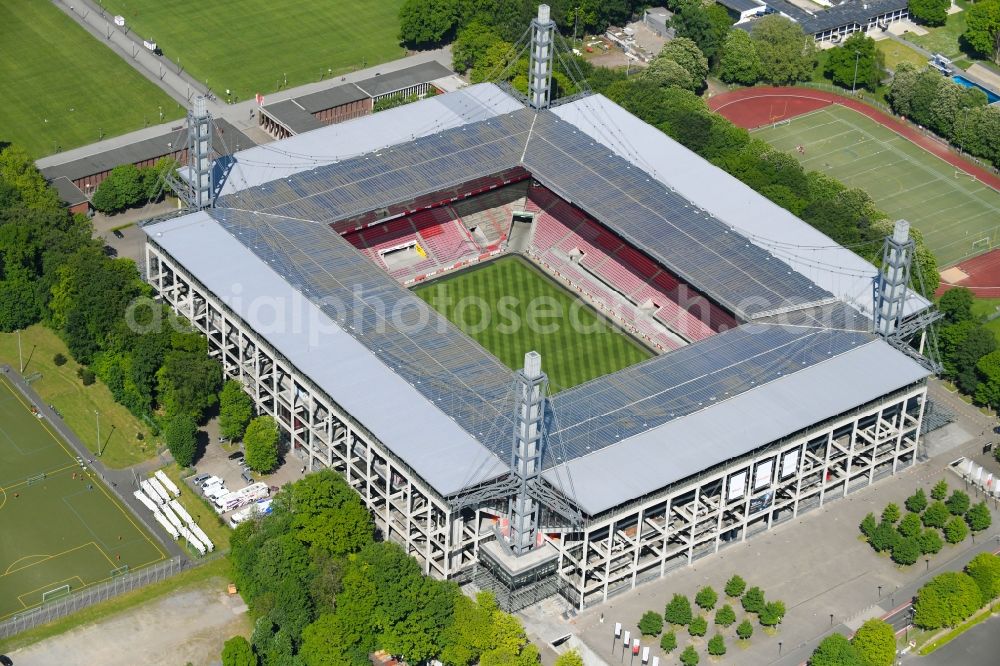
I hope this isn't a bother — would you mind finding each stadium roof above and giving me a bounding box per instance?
[147,84,933,509]
[354,61,453,98]
[261,100,325,134]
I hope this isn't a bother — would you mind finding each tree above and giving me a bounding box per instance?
[638,610,664,636]
[688,615,707,637]
[665,594,693,625]
[758,600,785,627]
[825,33,882,92]
[905,488,928,514]
[452,21,501,74]
[851,619,896,666]
[939,288,974,324]
[947,490,971,516]
[810,633,862,666]
[741,586,765,614]
[945,515,969,544]
[892,536,920,566]
[156,339,222,420]
[680,645,699,666]
[898,512,922,538]
[869,520,899,552]
[670,1,732,63]
[882,503,901,524]
[964,0,1000,63]
[91,164,145,214]
[244,416,280,473]
[736,619,753,640]
[695,586,717,611]
[931,479,949,501]
[0,268,39,331]
[164,414,198,467]
[966,552,1000,603]
[913,572,982,628]
[725,574,746,598]
[909,0,950,26]
[751,15,816,85]
[645,38,709,92]
[398,0,459,47]
[660,631,677,653]
[975,350,1000,410]
[719,29,762,84]
[715,604,736,627]
[554,650,583,666]
[919,528,943,555]
[219,380,254,441]
[222,636,257,666]
[966,502,992,532]
[923,501,950,529]
[707,633,726,656]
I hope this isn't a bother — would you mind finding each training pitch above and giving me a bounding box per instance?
[98,0,406,100]
[0,0,182,158]
[413,256,653,392]
[753,104,1000,267]
[0,373,166,621]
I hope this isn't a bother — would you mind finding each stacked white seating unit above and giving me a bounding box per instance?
[154,470,181,497]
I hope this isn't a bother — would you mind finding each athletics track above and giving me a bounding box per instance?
[709,87,1000,294]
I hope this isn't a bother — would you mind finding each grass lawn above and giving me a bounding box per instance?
[907,1,972,61]
[0,325,158,469]
[752,104,1000,267]
[878,40,929,71]
[0,556,230,653]
[0,373,167,621]
[98,0,407,101]
[413,256,653,392]
[0,0,183,158]
[162,464,231,553]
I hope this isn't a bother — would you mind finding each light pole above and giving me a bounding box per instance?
[95,410,101,457]
[878,584,883,599]
[17,329,23,373]
[852,50,861,94]
[158,105,163,122]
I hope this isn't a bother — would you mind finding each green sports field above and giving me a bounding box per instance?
[753,104,1000,267]
[413,257,653,392]
[0,373,166,620]
[98,0,407,101]
[0,0,182,158]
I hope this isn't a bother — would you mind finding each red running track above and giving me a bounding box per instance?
[938,250,1000,296]
[708,86,1000,192]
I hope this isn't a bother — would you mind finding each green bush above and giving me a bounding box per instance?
[715,604,736,627]
[53,352,67,366]
[736,619,754,640]
[688,615,707,637]
[898,512,922,538]
[869,520,899,552]
[695,585,717,611]
[882,503,901,524]
[638,610,663,637]
[725,574,746,598]
[707,633,726,656]
[965,502,991,532]
[742,586,765,614]
[78,367,95,386]
[680,645,699,666]
[759,600,785,627]
[892,536,921,566]
[923,501,950,529]
[931,479,948,501]
[860,512,878,539]
[947,490,971,516]
[919,528,943,555]
[945,516,969,544]
[660,631,677,653]
[906,488,928,513]
[665,594,693,626]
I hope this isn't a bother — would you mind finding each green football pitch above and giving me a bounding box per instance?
[413,256,653,392]
[753,104,1000,267]
[0,0,182,158]
[0,373,166,620]
[98,0,406,101]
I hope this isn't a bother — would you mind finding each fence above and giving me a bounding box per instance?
[0,556,189,640]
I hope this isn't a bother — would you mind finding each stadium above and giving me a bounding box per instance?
[143,7,936,611]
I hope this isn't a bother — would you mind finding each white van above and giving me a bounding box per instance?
[205,484,230,501]
[198,476,222,491]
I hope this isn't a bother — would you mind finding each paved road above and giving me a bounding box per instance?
[1,364,184,559]
[905,613,1000,665]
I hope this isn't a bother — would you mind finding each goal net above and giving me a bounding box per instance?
[41,584,71,603]
[26,473,46,485]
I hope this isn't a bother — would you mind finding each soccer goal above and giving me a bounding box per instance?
[972,237,991,254]
[26,472,46,485]
[41,584,71,603]
[772,119,791,128]
[110,564,130,577]
[955,170,977,181]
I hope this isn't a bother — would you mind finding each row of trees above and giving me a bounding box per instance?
[809,619,896,666]
[0,144,226,468]
[935,287,1000,411]
[224,469,541,666]
[913,552,1000,629]
[964,0,1000,66]
[592,74,939,294]
[888,63,999,168]
[859,480,991,565]
[91,159,177,214]
[718,16,817,86]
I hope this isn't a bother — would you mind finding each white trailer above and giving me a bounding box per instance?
[134,489,159,513]
[155,470,180,497]
[190,523,214,552]
[179,526,206,555]
[214,482,269,513]
[154,511,179,539]
[141,479,164,505]
[229,498,273,527]
[160,502,184,530]
[147,477,171,503]
[169,499,194,525]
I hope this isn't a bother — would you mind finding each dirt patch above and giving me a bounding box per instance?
[939,250,1000,296]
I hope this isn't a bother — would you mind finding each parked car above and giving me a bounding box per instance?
[112,229,124,239]
[241,471,254,484]
[192,473,211,485]
[198,475,222,490]
[228,451,245,461]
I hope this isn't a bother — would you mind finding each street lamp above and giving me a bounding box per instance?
[878,584,883,599]
[95,410,101,457]
[925,558,930,572]
[830,613,834,626]
[851,50,861,94]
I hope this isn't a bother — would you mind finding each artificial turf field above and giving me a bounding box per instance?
[413,256,653,392]
[98,0,406,101]
[753,104,1000,267]
[0,373,166,621]
[0,0,182,158]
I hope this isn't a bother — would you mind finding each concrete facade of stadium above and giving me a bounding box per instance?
[142,81,935,610]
